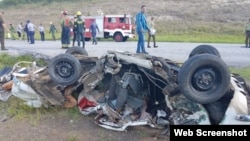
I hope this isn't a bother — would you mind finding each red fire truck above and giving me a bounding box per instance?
[83,14,135,42]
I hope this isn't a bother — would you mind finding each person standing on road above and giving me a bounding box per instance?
[147,16,158,48]
[244,19,250,48]
[135,5,150,54]
[75,11,85,48]
[90,19,99,45]
[0,11,10,50]
[16,22,23,41]
[60,10,72,48]
[38,23,45,41]
[9,24,16,40]
[28,20,35,44]
[24,20,30,43]
[49,22,57,41]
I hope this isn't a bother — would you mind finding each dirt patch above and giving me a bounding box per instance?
[0,108,168,141]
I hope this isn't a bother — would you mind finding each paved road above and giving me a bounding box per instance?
[3,39,250,67]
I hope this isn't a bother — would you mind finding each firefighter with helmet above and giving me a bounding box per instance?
[74,11,85,48]
[60,10,72,48]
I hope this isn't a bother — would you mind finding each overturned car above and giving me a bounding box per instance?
[1,45,250,132]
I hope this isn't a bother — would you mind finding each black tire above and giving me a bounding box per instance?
[122,37,128,42]
[114,32,123,42]
[65,47,88,56]
[189,44,221,58]
[178,54,230,104]
[85,38,91,41]
[48,54,82,86]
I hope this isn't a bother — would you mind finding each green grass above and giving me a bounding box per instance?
[129,20,245,43]
[229,67,250,82]
[154,33,243,43]
[0,94,81,123]
[0,53,83,122]
[0,53,47,69]
[12,31,244,43]
[128,33,244,43]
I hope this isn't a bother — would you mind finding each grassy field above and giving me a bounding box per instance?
[1,1,248,44]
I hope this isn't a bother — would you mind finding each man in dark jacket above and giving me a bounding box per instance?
[49,22,57,41]
[0,11,9,50]
[24,20,30,43]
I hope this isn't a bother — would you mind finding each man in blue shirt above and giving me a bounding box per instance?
[135,5,150,54]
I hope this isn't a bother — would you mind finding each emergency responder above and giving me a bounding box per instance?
[75,11,85,48]
[60,10,72,48]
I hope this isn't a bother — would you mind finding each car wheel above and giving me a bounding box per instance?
[65,47,88,56]
[114,32,123,42]
[189,44,221,58]
[84,38,91,41]
[122,37,128,42]
[178,54,230,104]
[48,54,82,86]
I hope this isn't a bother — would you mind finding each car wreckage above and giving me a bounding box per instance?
[0,44,250,133]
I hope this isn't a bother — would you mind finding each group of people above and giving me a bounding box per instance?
[0,6,156,52]
[0,9,99,50]
[60,10,99,48]
[2,6,250,52]
[7,20,57,44]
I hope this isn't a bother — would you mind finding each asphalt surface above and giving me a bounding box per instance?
[3,39,250,67]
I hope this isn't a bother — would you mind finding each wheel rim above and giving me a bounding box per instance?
[192,68,217,91]
[55,61,75,78]
[115,34,122,42]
